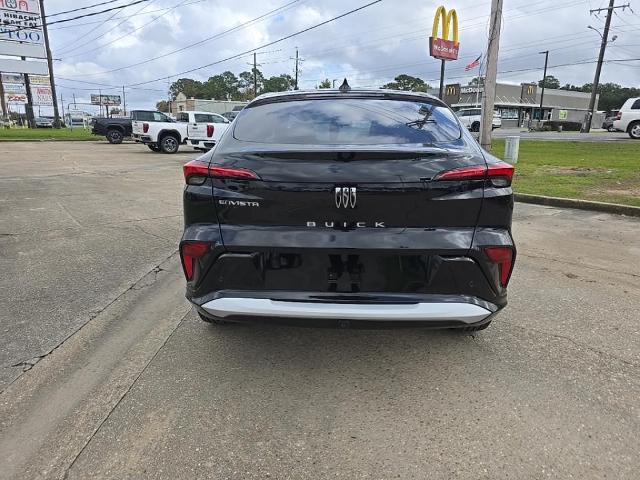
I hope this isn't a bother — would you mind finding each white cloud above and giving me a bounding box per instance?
[43,0,640,109]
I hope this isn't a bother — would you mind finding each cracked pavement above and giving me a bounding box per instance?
[1,142,639,479]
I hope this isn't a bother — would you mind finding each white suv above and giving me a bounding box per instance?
[456,108,502,132]
[613,97,640,139]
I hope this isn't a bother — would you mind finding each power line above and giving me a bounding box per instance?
[48,0,131,18]
[55,0,160,55]
[7,0,154,33]
[61,0,302,66]
[48,0,208,30]
[60,0,193,59]
[124,0,384,88]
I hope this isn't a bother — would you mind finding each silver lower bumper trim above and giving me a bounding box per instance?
[201,298,492,324]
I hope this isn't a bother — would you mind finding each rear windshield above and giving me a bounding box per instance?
[233,98,461,144]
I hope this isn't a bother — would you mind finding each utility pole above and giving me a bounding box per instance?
[294,48,299,90]
[539,50,549,124]
[23,65,35,128]
[480,0,503,151]
[581,1,630,133]
[39,0,61,128]
[253,52,258,98]
[122,86,126,116]
[0,77,7,121]
[60,94,65,124]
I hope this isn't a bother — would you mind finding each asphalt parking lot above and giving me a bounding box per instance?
[1,141,639,479]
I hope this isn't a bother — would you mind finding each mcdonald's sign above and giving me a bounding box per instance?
[429,6,459,61]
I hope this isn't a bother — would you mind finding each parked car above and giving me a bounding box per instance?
[174,111,230,151]
[92,110,172,144]
[602,111,619,132]
[613,98,640,139]
[221,105,245,122]
[132,110,229,153]
[456,107,502,131]
[180,89,516,331]
[34,116,54,128]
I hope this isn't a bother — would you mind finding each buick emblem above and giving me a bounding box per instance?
[335,187,356,209]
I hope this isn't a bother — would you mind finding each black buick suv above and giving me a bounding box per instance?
[180,88,515,330]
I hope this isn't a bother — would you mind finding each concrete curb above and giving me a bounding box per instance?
[515,193,640,217]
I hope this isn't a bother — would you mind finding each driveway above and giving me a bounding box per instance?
[1,142,639,479]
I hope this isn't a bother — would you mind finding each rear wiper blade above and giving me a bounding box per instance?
[405,105,437,129]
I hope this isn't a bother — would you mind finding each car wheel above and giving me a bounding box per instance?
[628,121,640,139]
[608,126,616,132]
[456,321,491,333]
[147,144,161,152]
[197,311,231,325]
[471,122,480,132]
[160,134,180,153]
[106,129,123,144]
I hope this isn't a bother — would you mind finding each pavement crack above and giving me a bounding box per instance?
[1,250,179,395]
[134,224,176,244]
[61,310,189,479]
[56,201,84,228]
[512,323,640,369]
[520,252,640,279]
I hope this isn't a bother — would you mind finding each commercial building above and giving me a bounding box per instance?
[170,93,247,115]
[435,81,602,128]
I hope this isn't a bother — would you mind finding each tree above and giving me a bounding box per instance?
[202,71,239,100]
[156,100,170,112]
[169,78,204,100]
[468,77,484,86]
[238,68,265,98]
[538,75,560,89]
[318,78,332,89]
[382,74,430,92]
[263,74,295,93]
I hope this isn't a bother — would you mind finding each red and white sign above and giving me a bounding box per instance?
[429,37,459,61]
[31,84,52,105]
[5,92,27,103]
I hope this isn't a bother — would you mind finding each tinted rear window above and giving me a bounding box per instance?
[233,98,461,144]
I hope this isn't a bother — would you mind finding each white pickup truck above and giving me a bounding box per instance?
[455,107,502,132]
[132,110,231,153]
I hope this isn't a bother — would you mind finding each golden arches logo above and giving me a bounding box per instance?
[432,6,458,43]
[446,85,457,96]
[527,85,534,95]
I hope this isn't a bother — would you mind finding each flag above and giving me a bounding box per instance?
[465,55,482,72]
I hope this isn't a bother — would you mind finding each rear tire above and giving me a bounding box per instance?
[147,144,161,152]
[106,129,123,144]
[608,125,616,132]
[628,121,640,139]
[471,122,480,132]
[198,311,231,325]
[159,134,180,153]
[457,321,491,333]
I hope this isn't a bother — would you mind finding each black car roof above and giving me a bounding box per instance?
[247,89,443,108]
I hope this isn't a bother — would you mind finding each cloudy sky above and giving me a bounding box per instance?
[44,0,640,110]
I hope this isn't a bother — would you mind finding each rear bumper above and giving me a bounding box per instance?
[200,295,494,326]
[132,134,152,143]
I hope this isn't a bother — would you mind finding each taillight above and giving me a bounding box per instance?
[180,241,210,281]
[210,166,258,179]
[183,159,210,185]
[143,122,149,133]
[434,162,514,187]
[616,112,622,120]
[484,246,515,287]
[183,160,259,184]
[206,124,214,137]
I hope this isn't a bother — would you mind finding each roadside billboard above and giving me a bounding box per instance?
[2,82,26,94]
[1,72,23,83]
[91,94,121,106]
[429,6,459,61]
[0,0,43,45]
[5,92,27,104]
[31,84,52,105]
